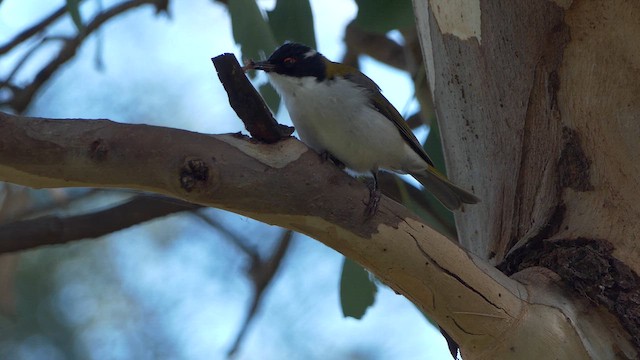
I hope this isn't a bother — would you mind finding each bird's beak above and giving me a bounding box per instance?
[242,60,275,72]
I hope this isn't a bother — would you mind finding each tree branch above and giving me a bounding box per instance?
[227,230,293,357]
[0,194,199,253]
[192,211,259,261]
[0,3,69,55]
[342,21,407,71]
[0,110,526,351]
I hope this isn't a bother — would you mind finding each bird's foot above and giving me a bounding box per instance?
[365,181,381,217]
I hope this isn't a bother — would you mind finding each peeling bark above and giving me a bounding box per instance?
[415,0,640,357]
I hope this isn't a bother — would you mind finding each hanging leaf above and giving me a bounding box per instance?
[66,0,83,32]
[354,0,414,34]
[339,258,377,319]
[227,0,278,62]
[267,0,316,48]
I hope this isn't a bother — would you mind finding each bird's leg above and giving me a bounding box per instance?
[365,170,381,217]
[320,151,345,169]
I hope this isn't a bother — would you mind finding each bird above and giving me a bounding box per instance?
[244,42,479,214]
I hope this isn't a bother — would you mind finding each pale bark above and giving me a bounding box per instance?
[415,0,640,358]
[0,109,635,358]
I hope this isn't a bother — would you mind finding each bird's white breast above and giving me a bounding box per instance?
[267,73,426,173]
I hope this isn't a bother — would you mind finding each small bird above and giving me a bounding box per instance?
[245,42,479,213]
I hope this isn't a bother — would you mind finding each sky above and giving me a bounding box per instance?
[0,0,451,359]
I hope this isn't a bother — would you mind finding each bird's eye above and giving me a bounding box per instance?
[283,57,297,65]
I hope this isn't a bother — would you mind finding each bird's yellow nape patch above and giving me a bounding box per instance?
[323,59,356,80]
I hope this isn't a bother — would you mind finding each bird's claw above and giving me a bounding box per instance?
[365,183,381,217]
[320,151,345,169]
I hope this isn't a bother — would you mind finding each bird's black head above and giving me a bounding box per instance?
[253,43,326,80]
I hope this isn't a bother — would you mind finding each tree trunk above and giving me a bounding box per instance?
[414,0,640,358]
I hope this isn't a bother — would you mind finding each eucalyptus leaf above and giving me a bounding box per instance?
[354,0,413,34]
[339,258,377,319]
[227,0,278,62]
[267,0,316,48]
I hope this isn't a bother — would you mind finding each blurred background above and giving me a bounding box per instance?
[0,0,454,359]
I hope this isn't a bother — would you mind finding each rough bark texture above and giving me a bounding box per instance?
[415,0,640,358]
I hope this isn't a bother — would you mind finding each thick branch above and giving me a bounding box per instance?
[0,111,525,351]
[0,195,199,252]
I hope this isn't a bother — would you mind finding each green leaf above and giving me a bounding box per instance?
[258,83,281,113]
[354,0,414,34]
[339,258,377,319]
[267,0,316,48]
[227,0,278,62]
[66,0,83,32]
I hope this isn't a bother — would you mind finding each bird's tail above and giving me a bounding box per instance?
[410,167,480,211]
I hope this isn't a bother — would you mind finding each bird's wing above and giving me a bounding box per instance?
[342,70,435,167]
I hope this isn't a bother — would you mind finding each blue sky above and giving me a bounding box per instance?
[0,0,451,359]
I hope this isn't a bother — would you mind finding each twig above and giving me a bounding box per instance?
[0,4,70,55]
[227,230,293,358]
[192,211,259,261]
[212,53,293,143]
[342,21,407,71]
[0,37,66,97]
[4,0,166,113]
[405,112,427,129]
[0,194,200,253]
